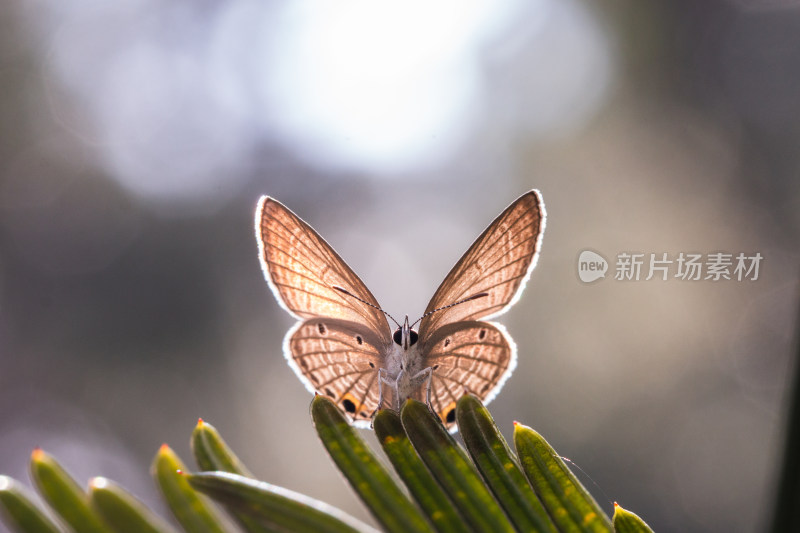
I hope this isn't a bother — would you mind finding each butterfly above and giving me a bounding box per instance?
[255,190,546,429]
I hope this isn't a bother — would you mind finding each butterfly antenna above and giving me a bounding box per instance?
[332,285,401,329]
[409,292,489,329]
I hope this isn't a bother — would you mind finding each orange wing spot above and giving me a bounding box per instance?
[340,393,363,416]
[438,401,458,425]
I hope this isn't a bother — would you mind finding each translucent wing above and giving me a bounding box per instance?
[256,196,391,341]
[421,321,515,428]
[418,190,545,343]
[286,318,389,427]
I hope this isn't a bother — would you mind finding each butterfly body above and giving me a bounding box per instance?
[256,190,546,429]
[388,323,429,407]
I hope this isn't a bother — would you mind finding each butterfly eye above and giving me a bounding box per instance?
[392,329,420,346]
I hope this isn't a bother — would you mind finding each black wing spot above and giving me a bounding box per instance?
[433,364,440,370]
[478,329,487,340]
[324,388,335,398]
[356,335,363,345]
[445,409,456,424]
[318,323,327,335]
[309,374,320,385]
[342,399,356,413]
[369,362,375,368]
[444,338,451,347]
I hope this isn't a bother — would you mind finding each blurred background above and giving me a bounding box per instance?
[1,0,799,531]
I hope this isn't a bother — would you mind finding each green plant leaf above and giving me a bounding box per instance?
[611,503,654,533]
[190,419,274,533]
[188,471,376,533]
[373,409,468,533]
[28,448,109,533]
[311,394,436,533]
[400,399,515,533]
[191,419,253,477]
[514,422,612,533]
[0,475,62,533]
[151,444,227,533]
[456,395,558,533]
[88,477,178,533]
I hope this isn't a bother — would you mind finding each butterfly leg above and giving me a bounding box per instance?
[372,368,399,417]
[410,367,434,412]
[370,369,389,428]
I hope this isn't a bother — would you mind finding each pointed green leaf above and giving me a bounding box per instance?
[190,419,273,533]
[28,449,109,533]
[88,477,178,533]
[514,422,612,532]
[0,475,62,533]
[151,444,227,533]
[191,419,253,477]
[373,409,468,533]
[612,503,654,533]
[311,395,436,533]
[188,471,376,533]
[400,399,515,533]
[456,395,558,533]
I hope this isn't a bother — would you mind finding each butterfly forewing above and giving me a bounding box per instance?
[256,190,545,431]
[256,197,391,339]
[422,321,514,426]
[287,318,387,426]
[418,190,545,342]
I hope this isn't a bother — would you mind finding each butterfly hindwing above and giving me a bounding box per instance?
[287,318,388,427]
[256,196,391,341]
[419,190,545,343]
[421,321,515,427]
